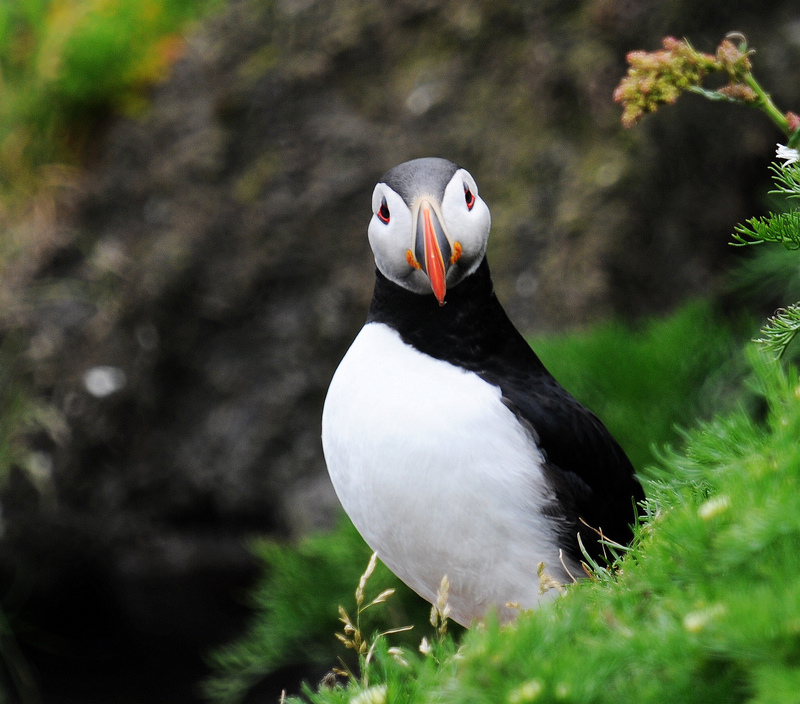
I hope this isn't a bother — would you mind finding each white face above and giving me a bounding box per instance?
[367,167,491,298]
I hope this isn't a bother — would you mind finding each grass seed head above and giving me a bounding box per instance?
[356,552,379,607]
[537,561,565,595]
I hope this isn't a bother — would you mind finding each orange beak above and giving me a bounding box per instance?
[415,199,451,305]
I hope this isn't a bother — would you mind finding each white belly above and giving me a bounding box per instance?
[321,322,574,626]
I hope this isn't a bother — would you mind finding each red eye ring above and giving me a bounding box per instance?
[378,196,391,223]
[464,183,475,211]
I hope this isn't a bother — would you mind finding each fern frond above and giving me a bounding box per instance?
[755,302,800,359]
[732,210,800,249]
[768,162,800,199]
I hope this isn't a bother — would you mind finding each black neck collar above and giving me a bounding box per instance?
[366,257,546,375]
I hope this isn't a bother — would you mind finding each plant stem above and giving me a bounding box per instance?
[743,72,790,137]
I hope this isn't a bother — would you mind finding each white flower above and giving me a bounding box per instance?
[776,143,799,166]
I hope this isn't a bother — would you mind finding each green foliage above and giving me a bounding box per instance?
[754,304,800,359]
[729,244,800,306]
[202,519,434,704]
[287,351,800,704]
[732,161,800,357]
[767,160,800,198]
[295,634,461,704]
[0,0,220,200]
[734,210,800,249]
[530,301,742,470]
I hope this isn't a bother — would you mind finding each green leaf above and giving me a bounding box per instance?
[732,210,800,249]
[768,162,800,198]
[755,303,800,359]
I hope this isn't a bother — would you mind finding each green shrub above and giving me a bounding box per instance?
[202,518,435,704]
[0,0,220,197]
[530,301,744,471]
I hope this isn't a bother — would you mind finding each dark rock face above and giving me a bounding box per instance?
[1,0,799,699]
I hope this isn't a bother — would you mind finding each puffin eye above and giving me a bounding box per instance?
[464,183,475,211]
[378,196,391,224]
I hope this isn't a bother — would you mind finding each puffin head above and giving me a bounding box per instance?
[368,158,491,305]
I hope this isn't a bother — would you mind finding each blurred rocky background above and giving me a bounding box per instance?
[1,0,800,701]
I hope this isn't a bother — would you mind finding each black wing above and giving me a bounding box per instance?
[490,366,644,565]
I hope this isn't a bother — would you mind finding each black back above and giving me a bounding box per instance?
[367,257,645,564]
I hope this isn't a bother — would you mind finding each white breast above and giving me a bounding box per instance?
[321,322,576,626]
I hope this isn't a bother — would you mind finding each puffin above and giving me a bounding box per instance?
[321,157,644,627]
